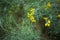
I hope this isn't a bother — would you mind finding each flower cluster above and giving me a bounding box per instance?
[27,8,36,22]
[45,2,51,9]
[43,17,51,27]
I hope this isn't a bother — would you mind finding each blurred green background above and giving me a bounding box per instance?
[0,0,60,40]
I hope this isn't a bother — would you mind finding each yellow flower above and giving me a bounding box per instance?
[43,17,48,20]
[45,23,48,27]
[31,19,36,22]
[30,16,34,20]
[45,2,51,9]
[30,8,35,11]
[47,23,50,27]
[57,14,60,18]
[47,2,51,7]
[27,13,31,17]
[47,20,51,24]
[45,20,51,27]
[27,8,36,23]
[45,23,50,27]
[30,11,35,15]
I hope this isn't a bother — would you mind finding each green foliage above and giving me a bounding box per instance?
[0,0,60,40]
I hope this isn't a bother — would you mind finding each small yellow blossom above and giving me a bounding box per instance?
[27,13,31,17]
[31,19,36,22]
[57,14,60,18]
[27,8,36,23]
[44,19,51,27]
[45,23,50,27]
[47,23,50,27]
[47,2,51,7]
[30,11,35,15]
[45,23,48,27]
[30,16,34,20]
[43,17,48,20]
[30,8,35,11]
[45,2,51,9]
[47,20,51,24]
